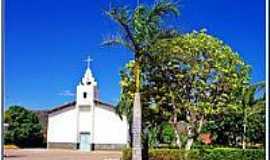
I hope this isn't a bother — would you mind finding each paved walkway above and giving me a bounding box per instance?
[4,149,122,160]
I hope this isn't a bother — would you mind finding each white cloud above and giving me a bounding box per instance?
[58,90,75,97]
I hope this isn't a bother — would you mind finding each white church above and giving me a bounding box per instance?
[47,57,129,151]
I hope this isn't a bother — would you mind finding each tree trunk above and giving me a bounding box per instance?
[170,91,182,148]
[185,111,195,150]
[185,138,194,150]
[185,114,204,150]
[197,116,204,134]
[242,122,247,149]
[132,92,142,160]
[242,109,247,149]
[173,106,181,148]
[132,61,142,160]
[174,129,181,148]
[185,125,194,150]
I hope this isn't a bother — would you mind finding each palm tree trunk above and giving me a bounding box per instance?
[132,92,142,160]
[132,62,142,160]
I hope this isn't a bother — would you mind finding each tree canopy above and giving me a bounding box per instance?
[4,106,44,147]
[117,30,252,149]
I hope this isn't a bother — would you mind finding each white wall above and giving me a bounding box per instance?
[93,106,128,144]
[47,107,78,143]
[47,103,129,146]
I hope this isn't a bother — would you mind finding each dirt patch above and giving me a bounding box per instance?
[4,149,122,160]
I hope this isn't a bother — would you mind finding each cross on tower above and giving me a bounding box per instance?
[84,56,93,69]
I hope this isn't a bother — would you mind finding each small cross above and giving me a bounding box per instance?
[84,56,93,68]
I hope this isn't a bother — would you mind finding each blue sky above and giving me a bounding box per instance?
[5,0,266,110]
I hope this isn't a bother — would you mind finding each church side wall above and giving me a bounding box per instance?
[93,105,128,149]
[47,107,78,149]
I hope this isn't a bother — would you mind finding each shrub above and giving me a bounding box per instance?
[122,148,265,160]
[160,123,175,144]
[201,148,265,160]
[4,106,44,147]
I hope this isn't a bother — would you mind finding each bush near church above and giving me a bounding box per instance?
[122,148,265,160]
[4,106,44,147]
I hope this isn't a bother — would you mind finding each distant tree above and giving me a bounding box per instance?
[201,82,265,148]
[237,82,265,149]
[4,106,43,147]
[246,101,265,146]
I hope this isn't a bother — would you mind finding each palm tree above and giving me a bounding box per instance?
[240,81,265,149]
[103,1,179,159]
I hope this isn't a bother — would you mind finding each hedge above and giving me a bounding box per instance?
[122,148,265,160]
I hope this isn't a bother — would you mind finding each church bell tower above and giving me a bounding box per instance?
[76,56,97,107]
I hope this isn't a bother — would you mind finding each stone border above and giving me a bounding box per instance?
[92,144,127,150]
[47,142,126,151]
[47,142,78,150]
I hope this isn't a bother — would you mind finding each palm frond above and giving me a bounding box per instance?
[142,0,180,48]
[105,6,130,27]
[247,100,265,117]
[102,35,135,52]
[106,6,140,52]
[149,0,179,22]
[241,81,266,117]
[243,81,265,106]
[253,81,266,94]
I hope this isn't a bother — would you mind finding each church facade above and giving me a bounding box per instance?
[47,58,129,151]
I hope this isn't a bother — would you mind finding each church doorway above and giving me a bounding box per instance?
[79,132,91,151]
